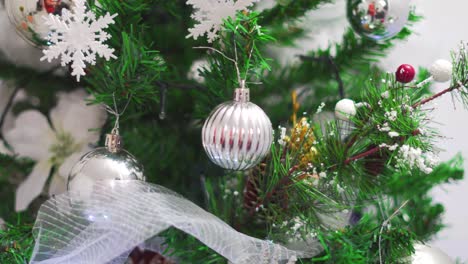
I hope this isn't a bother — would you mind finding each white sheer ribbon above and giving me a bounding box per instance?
[30,181,322,264]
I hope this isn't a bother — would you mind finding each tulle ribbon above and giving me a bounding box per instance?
[30,180,323,264]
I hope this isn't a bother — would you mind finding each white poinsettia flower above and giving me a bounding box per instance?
[0,80,29,132]
[187,58,210,84]
[0,140,12,156]
[5,90,107,212]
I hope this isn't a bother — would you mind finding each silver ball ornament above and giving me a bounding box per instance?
[411,244,454,264]
[347,0,410,41]
[67,132,145,199]
[5,0,74,46]
[202,88,273,170]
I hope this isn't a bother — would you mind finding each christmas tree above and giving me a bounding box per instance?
[0,0,465,263]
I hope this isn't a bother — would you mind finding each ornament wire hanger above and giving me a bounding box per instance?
[103,92,132,135]
[194,27,259,90]
[102,93,132,152]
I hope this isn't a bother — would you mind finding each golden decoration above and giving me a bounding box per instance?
[288,117,317,169]
[291,91,300,125]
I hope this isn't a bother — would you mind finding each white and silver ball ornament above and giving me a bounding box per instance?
[347,0,410,41]
[5,0,74,47]
[335,99,356,121]
[335,99,357,140]
[411,243,454,264]
[202,88,273,171]
[429,59,453,83]
[67,131,145,200]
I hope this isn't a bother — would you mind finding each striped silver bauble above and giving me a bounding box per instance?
[202,88,273,170]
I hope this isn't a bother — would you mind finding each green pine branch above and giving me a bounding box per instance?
[259,0,334,26]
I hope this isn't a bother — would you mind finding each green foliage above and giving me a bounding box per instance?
[260,0,334,26]
[193,11,275,118]
[451,42,468,106]
[310,215,416,263]
[0,155,35,223]
[86,0,167,107]
[161,229,226,263]
[0,217,34,264]
[388,155,464,198]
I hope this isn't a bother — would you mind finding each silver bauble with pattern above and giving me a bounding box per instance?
[202,88,273,171]
[347,0,410,41]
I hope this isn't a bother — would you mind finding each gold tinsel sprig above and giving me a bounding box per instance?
[279,117,318,169]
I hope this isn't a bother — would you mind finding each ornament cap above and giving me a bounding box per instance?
[105,130,122,153]
[234,88,250,102]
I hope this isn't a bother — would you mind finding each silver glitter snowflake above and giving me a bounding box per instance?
[41,0,117,82]
[186,0,258,43]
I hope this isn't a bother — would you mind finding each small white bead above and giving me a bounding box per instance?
[429,59,453,82]
[335,99,356,121]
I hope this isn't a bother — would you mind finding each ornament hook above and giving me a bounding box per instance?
[103,92,132,152]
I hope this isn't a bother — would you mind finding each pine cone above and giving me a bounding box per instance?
[243,163,265,212]
[128,247,175,264]
[243,162,290,214]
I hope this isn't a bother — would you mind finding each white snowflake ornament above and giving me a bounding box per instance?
[186,0,258,42]
[40,0,117,82]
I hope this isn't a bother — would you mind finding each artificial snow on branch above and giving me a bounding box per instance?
[41,0,117,82]
[186,0,258,42]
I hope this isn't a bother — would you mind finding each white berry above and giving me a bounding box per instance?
[429,59,453,82]
[335,99,356,121]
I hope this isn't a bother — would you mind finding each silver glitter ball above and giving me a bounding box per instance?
[347,0,410,41]
[5,0,74,46]
[67,147,145,195]
[202,88,273,171]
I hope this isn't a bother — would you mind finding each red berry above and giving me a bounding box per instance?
[395,64,416,83]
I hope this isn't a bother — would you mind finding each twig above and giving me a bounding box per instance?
[327,56,345,99]
[378,200,410,264]
[336,85,464,168]
[0,86,20,140]
[344,146,381,165]
[412,84,461,108]
[331,129,421,170]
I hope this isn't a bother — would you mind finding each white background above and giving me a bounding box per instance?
[1,0,468,261]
